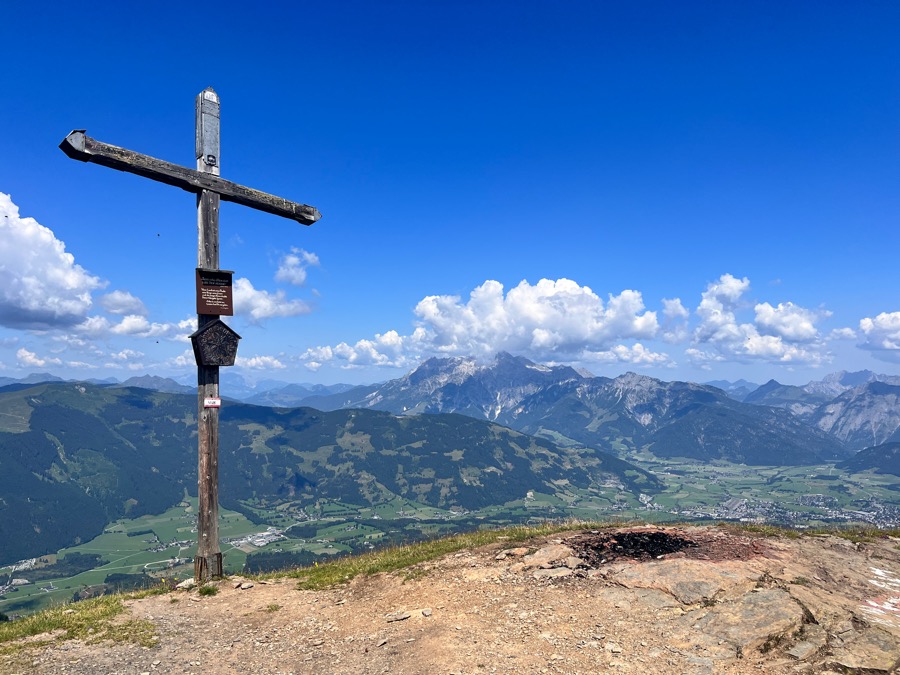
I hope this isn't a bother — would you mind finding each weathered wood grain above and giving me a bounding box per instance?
[60,130,321,225]
[194,89,223,583]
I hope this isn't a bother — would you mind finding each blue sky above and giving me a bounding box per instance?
[2,1,900,386]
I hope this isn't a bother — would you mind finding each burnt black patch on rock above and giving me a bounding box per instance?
[570,530,698,565]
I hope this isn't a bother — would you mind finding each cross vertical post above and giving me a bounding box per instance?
[194,88,223,582]
[59,89,321,586]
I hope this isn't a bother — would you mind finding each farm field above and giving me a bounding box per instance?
[2,459,898,618]
[633,456,900,527]
[0,499,266,617]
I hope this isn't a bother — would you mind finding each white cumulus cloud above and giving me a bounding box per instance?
[415,278,658,357]
[171,349,196,368]
[74,316,112,337]
[75,315,196,341]
[685,347,727,369]
[17,347,61,368]
[662,298,689,320]
[110,315,195,339]
[859,312,900,360]
[582,343,672,366]
[294,273,863,375]
[0,193,105,328]
[100,290,148,316]
[236,355,287,370]
[65,360,97,369]
[233,278,312,323]
[661,297,689,343]
[755,301,828,342]
[690,274,830,367]
[301,278,660,370]
[693,273,750,344]
[110,348,145,362]
[275,248,320,286]
[302,329,423,370]
[829,327,856,340]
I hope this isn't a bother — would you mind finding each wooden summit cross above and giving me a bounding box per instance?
[60,88,322,582]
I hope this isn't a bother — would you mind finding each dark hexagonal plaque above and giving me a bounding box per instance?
[189,319,241,367]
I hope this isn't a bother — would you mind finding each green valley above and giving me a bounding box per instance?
[2,377,900,619]
[3,455,897,618]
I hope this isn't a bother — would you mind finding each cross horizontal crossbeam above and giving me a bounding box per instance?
[59,130,321,225]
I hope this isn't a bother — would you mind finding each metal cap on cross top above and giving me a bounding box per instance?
[196,88,220,173]
[59,89,322,583]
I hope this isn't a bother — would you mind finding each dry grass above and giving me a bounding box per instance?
[4,517,896,658]
[715,520,900,543]
[0,595,156,656]
[279,520,611,590]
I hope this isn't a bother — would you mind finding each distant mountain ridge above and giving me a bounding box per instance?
[838,441,900,475]
[805,369,900,396]
[244,382,358,407]
[174,372,361,403]
[740,372,900,451]
[0,372,360,406]
[0,372,64,387]
[4,359,900,564]
[115,375,193,394]
[351,352,584,419]
[0,381,657,563]
[496,372,845,465]
[704,378,760,401]
[743,379,831,417]
[6,360,900,457]
[809,381,900,450]
[289,354,848,465]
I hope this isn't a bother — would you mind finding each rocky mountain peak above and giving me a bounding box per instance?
[611,372,667,413]
[804,370,878,397]
[613,371,659,390]
[360,352,584,419]
[755,378,783,393]
[404,356,478,392]
[812,380,900,450]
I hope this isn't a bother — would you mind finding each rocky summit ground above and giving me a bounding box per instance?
[4,525,900,674]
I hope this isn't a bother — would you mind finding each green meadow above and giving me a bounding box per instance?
[0,500,266,617]
[3,459,898,618]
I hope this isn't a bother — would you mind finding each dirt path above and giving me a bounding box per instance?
[5,525,900,674]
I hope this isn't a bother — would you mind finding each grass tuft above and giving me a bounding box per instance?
[715,522,801,539]
[281,520,605,591]
[715,521,900,544]
[799,525,900,543]
[280,519,900,592]
[0,595,156,656]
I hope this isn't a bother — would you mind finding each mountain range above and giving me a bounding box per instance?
[4,354,900,563]
[6,357,899,462]
[744,374,900,450]
[0,380,657,563]
[253,353,854,464]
